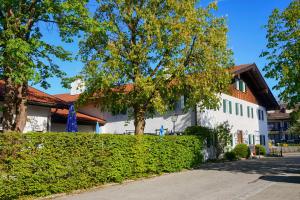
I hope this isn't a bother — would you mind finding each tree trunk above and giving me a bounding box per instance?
[14,83,28,132]
[134,106,146,135]
[2,77,16,133]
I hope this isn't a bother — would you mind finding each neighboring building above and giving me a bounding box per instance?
[0,80,105,133]
[65,63,278,150]
[267,104,300,144]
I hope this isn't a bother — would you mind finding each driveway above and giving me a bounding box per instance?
[56,153,300,200]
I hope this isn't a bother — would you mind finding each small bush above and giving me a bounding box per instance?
[224,151,237,161]
[233,144,250,159]
[0,132,203,199]
[255,144,266,156]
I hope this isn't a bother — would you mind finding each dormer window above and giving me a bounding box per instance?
[235,78,246,92]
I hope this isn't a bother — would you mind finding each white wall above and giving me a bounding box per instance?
[51,122,95,133]
[23,105,51,133]
[198,93,269,150]
[102,109,194,134]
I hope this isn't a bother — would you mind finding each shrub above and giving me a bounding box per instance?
[233,144,250,159]
[0,132,203,199]
[183,125,213,138]
[255,144,266,156]
[224,151,237,161]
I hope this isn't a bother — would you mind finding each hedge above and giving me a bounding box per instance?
[0,132,203,199]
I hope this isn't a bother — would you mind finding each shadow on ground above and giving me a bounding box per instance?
[198,154,300,176]
[259,175,300,184]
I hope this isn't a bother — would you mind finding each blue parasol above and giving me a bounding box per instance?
[96,122,101,134]
[159,125,165,136]
[66,103,78,132]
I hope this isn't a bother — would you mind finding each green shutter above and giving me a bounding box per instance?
[229,101,232,114]
[253,135,255,145]
[248,135,251,145]
[251,108,254,118]
[247,106,250,118]
[240,104,243,116]
[239,80,243,91]
[235,103,239,115]
[223,99,227,113]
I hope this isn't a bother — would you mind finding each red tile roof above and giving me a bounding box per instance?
[51,108,106,125]
[54,93,80,103]
[0,80,66,107]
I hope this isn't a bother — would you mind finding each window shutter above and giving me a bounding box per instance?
[248,135,251,145]
[243,82,246,92]
[253,135,255,145]
[223,99,227,113]
[239,80,243,91]
[235,103,239,115]
[180,96,185,109]
[229,101,232,114]
[261,110,264,121]
[235,79,239,90]
[240,104,243,116]
[258,109,261,120]
[247,106,250,118]
[251,108,254,118]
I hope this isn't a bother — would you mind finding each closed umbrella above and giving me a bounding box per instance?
[159,125,165,136]
[66,103,78,132]
[96,122,101,134]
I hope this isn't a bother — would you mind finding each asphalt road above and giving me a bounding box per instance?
[56,153,300,200]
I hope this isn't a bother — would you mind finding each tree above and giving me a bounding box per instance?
[79,0,233,134]
[213,121,232,159]
[261,0,300,107]
[0,0,93,132]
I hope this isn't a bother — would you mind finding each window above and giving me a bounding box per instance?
[235,79,246,92]
[258,109,265,121]
[223,99,227,113]
[240,104,243,116]
[235,103,239,115]
[260,135,266,145]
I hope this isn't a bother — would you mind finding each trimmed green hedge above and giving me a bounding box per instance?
[0,132,203,199]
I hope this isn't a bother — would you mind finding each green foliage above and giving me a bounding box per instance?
[0,0,94,87]
[0,132,203,199]
[183,122,232,159]
[261,0,300,106]
[255,144,266,156]
[224,151,237,161]
[213,122,232,159]
[78,0,233,134]
[183,125,213,138]
[233,144,250,159]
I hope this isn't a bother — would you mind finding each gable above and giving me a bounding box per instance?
[229,64,279,110]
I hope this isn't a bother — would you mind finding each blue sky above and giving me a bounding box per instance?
[36,0,292,98]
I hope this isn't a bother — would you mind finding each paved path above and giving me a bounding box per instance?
[56,154,300,200]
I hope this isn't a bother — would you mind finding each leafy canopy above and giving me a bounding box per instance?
[78,0,232,123]
[0,0,94,88]
[261,0,300,107]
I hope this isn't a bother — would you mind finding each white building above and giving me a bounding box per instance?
[56,64,278,151]
[0,80,105,133]
[0,64,278,152]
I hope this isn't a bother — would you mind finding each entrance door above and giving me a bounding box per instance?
[237,131,243,144]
